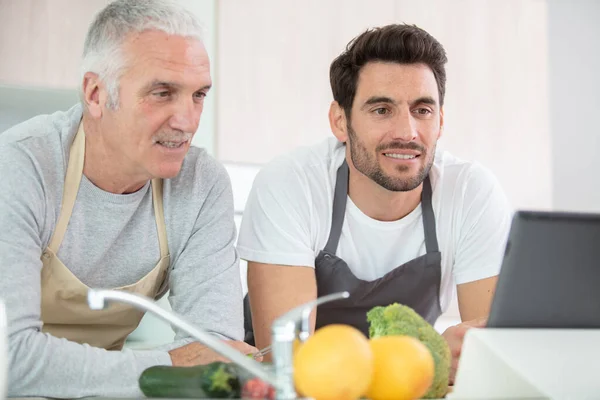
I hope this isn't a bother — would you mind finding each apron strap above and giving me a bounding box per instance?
[323,159,349,254]
[323,158,440,255]
[47,123,85,254]
[151,178,169,258]
[421,176,439,253]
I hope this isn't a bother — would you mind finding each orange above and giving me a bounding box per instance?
[292,337,302,354]
[366,336,435,400]
[293,324,373,400]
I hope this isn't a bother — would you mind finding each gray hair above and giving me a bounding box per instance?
[81,0,204,109]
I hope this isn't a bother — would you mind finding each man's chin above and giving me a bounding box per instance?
[374,170,427,192]
[385,180,424,192]
[152,163,184,180]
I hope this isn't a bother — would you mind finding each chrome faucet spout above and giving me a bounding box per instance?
[88,288,351,400]
[87,289,276,386]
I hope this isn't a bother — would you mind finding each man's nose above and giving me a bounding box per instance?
[390,111,417,142]
[170,98,202,134]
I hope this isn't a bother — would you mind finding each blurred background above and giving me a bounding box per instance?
[1,0,598,347]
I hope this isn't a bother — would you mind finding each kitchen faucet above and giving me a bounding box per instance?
[87,289,349,400]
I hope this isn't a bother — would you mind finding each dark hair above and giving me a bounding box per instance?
[330,24,448,117]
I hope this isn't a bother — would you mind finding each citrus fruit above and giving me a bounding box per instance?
[366,335,435,400]
[293,324,373,400]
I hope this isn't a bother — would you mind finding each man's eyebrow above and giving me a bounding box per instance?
[142,81,212,93]
[196,84,212,92]
[143,80,181,92]
[360,96,438,110]
[361,96,397,110]
[409,96,437,107]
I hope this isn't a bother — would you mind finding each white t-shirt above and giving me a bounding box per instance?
[237,137,513,313]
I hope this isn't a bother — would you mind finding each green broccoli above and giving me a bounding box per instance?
[367,303,451,399]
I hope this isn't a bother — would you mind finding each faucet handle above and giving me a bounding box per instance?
[268,291,350,400]
[273,291,350,342]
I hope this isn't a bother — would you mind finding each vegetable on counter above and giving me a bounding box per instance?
[139,303,450,400]
[241,377,275,400]
[138,361,241,398]
[367,303,451,399]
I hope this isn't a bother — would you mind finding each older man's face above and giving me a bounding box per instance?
[102,30,211,179]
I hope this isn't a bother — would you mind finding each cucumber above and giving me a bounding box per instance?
[139,362,241,398]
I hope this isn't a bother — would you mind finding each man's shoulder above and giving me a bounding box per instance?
[0,104,82,178]
[433,149,510,221]
[0,104,81,148]
[433,149,500,191]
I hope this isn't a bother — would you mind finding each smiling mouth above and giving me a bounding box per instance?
[155,140,189,149]
[383,153,419,160]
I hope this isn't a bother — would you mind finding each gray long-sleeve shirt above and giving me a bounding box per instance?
[0,104,244,398]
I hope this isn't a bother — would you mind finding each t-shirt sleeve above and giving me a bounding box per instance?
[237,157,316,267]
[452,163,514,285]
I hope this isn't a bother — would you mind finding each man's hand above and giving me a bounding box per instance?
[442,317,487,384]
[169,341,260,367]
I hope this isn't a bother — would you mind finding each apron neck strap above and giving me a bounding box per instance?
[323,159,349,254]
[323,159,440,255]
[421,175,439,253]
[47,123,85,254]
[151,178,169,258]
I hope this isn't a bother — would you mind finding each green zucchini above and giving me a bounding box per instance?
[139,362,241,398]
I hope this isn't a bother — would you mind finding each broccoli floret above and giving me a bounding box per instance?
[367,303,451,399]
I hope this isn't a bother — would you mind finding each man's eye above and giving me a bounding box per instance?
[374,108,389,115]
[153,91,171,98]
[195,92,207,99]
[415,108,432,115]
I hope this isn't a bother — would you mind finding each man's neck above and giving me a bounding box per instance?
[347,157,423,222]
[81,117,150,194]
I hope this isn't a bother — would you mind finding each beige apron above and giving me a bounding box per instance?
[40,123,170,351]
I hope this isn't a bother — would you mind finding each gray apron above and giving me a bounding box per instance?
[242,160,443,344]
[314,160,442,335]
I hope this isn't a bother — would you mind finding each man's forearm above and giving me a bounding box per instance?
[9,329,171,398]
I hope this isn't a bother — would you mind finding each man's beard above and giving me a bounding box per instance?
[347,123,435,192]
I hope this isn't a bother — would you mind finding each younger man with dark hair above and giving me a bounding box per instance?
[238,24,512,381]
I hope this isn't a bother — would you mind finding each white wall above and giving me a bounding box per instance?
[548,0,600,213]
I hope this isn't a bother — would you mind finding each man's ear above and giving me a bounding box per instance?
[82,72,103,119]
[438,106,444,139]
[329,101,349,142]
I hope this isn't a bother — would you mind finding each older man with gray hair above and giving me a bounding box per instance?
[0,0,255,397]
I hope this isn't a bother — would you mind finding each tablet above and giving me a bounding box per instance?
[487,210,600,328]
